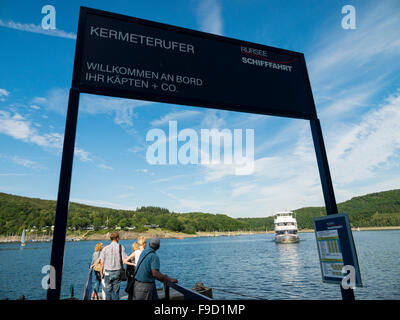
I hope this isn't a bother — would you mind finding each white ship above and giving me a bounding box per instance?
[274,211,300,243]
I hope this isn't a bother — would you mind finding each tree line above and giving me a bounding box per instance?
[1,189,400,235]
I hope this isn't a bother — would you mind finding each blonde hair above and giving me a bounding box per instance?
[132,242,139,251]
[137,236,146,247]
[95,242,104,252]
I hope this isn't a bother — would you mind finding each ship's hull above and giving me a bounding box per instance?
[275,234,299,243]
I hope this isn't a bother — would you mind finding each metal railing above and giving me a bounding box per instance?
[164,282,212,300]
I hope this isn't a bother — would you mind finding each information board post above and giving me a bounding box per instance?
[47,88,80,300]
[310,119,355,300]
[310,118,338,215]
[340,275,355,300]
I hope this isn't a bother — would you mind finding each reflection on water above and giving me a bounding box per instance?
[0,243,49,251]
[0,245,49,251]
[276,243,300,283]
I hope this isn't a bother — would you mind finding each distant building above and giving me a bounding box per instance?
[144,224,160,229]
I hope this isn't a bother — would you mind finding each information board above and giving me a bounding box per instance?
[72,7,317,120]
[313,213,362,286]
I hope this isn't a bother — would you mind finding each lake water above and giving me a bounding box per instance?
[0,230,399,300]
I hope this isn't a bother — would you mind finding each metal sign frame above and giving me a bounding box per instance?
[72,7,317,120]
[313,213,362,287]
[47,6,355,300]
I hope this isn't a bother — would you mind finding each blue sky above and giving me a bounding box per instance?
[0,0,399,218]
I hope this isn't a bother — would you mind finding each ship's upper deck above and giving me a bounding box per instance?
[274,212,296,223]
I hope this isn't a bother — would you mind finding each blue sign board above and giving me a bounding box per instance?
[313,213,362,287]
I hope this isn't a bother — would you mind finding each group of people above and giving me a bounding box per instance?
[90,232,178,300]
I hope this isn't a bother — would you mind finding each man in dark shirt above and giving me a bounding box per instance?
[133,238,178,300]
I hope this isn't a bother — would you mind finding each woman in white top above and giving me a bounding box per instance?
[125,242,139,300]
[125,237,147,267]
[124,237,147,299]
[135,236,147,264]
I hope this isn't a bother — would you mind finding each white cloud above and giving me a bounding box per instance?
[202,162,238,182]
[200,109,226,129]
[309,0,400,101]
[0,111,32,141]
[0,19,76,39]
[0,88,10,101]
[318,75,389,121]
[128,145,146,154]
[0,110,91,162]
[189,89,400,217]
[10,156,38,168]
[152,174,191,184]
[33,88,151,127]
[75,148,92,162]
[311,2,400,70]
[135,168,154,175]
[195,0,223,35]
[231,183,257,198]
[31,97,47,105]
[178,198,216,212]
[0,153,39,169]
[328,89,400,186]
[32,88,68,115]
[116,193,134,200]
[31,132,63,149]
[98,164,113,170]
[151,110,201,126]
[81,94,150,127]
[159,189,219,213]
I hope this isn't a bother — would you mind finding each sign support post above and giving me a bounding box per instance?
[310,118,355,301]
[47,87,80,300]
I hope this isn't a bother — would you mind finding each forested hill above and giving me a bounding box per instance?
[0,193,246,235]
[239,189,400,230]
[1,189,400,235]
[293,189,400,229]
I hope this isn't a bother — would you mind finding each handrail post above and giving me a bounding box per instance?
[164,282,170,300]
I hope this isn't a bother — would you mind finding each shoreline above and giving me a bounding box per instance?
[1,226,399,243]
